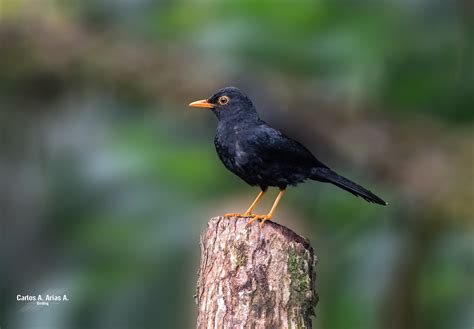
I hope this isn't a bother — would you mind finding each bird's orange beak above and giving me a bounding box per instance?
[189,99,214,109]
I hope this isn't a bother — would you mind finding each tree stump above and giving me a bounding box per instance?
[196,216,318,329]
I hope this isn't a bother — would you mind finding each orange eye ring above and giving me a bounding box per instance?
[218,96,230,105]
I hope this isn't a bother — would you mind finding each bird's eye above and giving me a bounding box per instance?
[218,96,230,105]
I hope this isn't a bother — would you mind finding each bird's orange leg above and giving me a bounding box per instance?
[243,190,266,216]
[247,188,285,228]
[224,189,266,218]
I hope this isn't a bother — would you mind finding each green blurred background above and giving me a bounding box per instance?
[0,1,473,328]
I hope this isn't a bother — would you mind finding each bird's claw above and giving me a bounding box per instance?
[223,212,254,218]
[246,215,271,228]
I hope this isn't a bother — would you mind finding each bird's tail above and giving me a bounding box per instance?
[311,167,387,205]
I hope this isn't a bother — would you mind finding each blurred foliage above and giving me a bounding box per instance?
[0,1,473,329]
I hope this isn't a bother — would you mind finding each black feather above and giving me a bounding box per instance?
[311,168,387,205]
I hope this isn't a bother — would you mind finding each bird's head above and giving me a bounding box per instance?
[189,86,257,121]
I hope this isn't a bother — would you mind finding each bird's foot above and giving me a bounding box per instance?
[223,212,254,218]
[246,215,271,228]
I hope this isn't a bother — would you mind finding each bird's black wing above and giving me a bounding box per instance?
[238,124,329,187]
[248,124,327,168]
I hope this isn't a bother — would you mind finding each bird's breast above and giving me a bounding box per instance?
[215,133,247,165]
[214,131,254,175]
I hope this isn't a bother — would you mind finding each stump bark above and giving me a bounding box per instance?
[196,216,318,329]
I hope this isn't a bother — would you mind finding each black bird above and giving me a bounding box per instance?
[189,87,386,227]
